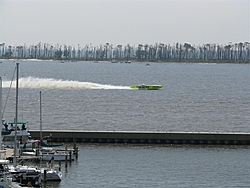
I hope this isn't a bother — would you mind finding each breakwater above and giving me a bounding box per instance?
[29,130,250,145]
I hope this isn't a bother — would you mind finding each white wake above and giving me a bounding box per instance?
[2,77,130,90]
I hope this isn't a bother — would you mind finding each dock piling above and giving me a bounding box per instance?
[58,161,61,171]
[44,170,47,182]
[69,151,72,161]
[75,147,78,159]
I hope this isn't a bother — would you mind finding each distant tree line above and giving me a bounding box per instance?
[0,42,249,63]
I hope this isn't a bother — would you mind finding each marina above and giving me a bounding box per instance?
[0,63,76,187]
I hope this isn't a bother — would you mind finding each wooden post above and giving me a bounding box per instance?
[69,151,72,162]
[75,147,78,159]
[73,142,76,154]
[65,155,68,168]
[65,145,68,168]
[44,170,47,182]
[59,161,61,171]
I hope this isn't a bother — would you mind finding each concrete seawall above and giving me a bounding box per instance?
[29,130,250,145]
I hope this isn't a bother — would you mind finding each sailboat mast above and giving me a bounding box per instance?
[13,62,19,167]
[0,77,2,149]
[0,77,2,121]
[40,91,42,141]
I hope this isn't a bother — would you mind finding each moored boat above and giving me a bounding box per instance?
[21,148,71,161]
[9,163,62,182]
[2,121,31,148]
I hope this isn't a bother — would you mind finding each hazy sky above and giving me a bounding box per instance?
[0,0,249,47]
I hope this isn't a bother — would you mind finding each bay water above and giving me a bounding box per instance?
[0,60,249,187]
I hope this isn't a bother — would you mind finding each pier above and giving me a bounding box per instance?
[29,130,250,145]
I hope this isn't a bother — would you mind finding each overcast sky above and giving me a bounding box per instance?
[0,0,249,47]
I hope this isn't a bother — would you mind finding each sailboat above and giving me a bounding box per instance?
[1,69,31,188]
[1,66,31,148]
[21,91,69,162]
[4,63,62,184]
[38,91,63,148]
[0,76,14,187]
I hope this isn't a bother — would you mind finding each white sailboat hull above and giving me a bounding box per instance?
[9,165,62,181]
[21,150,70,161]
[41,153,69,161]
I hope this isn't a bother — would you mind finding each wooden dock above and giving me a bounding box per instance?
[29,130,250,145]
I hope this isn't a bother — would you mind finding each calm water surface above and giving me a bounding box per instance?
[0,60,250,187]
[46,144,250,188]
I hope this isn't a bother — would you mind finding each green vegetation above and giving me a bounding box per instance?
[0,42,249,63]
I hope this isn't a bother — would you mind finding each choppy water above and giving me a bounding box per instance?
[0,60,249,133]
[0,60,250,187]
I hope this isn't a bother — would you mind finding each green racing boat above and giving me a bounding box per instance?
[130,84,163,90]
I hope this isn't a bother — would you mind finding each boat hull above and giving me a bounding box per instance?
[40,169,62,181]
[41,153,69,161]
[9,165,62,182]
[21,150,70,161]
[130,85,163,90]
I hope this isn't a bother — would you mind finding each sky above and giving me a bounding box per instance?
[0,0,249,47]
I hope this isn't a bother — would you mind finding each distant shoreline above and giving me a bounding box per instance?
[0,58,249,64]
[0,42,249,63]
